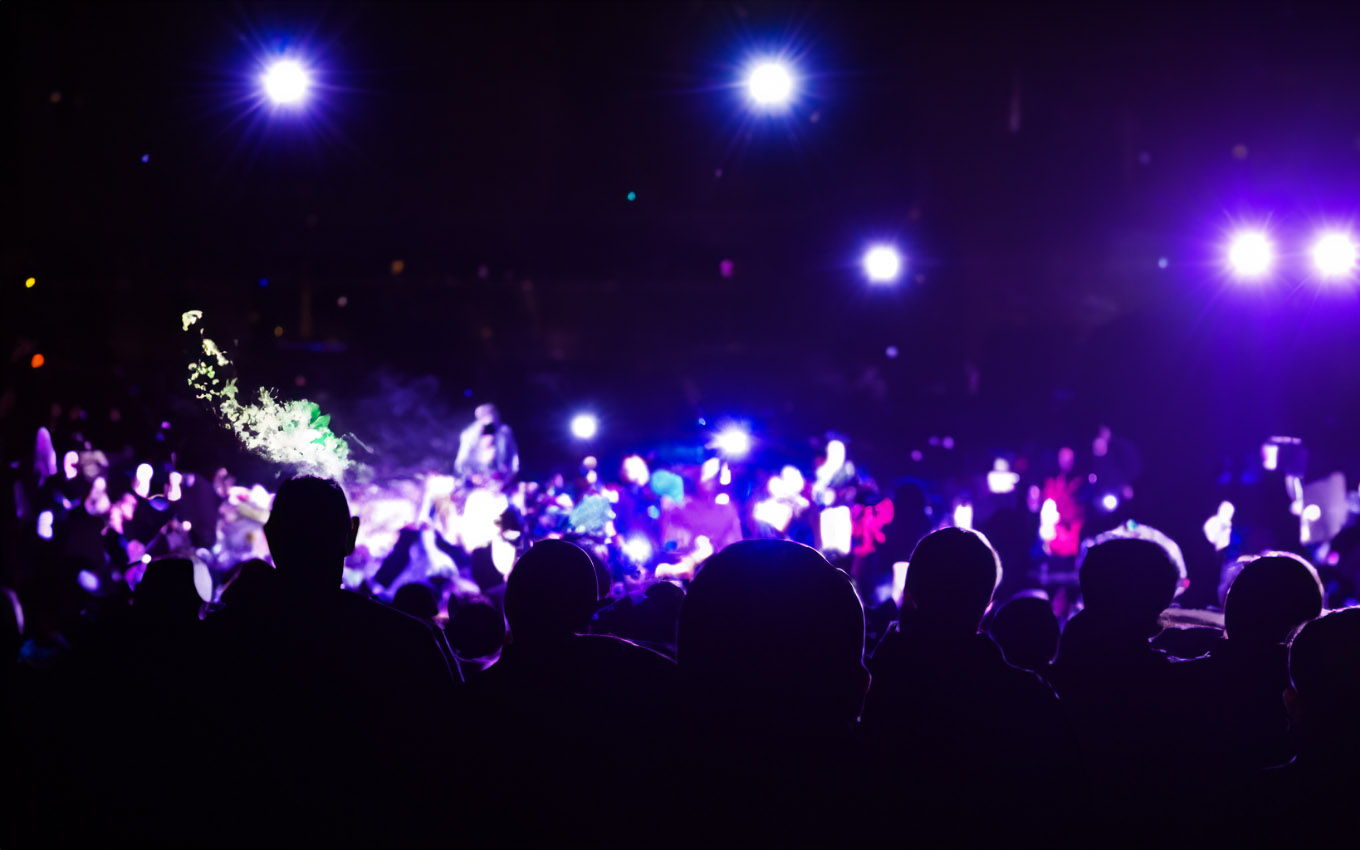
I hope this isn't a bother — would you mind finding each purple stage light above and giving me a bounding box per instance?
[863,244,903,283]
[570,413,599,440]
[262,59,311,106]
[1312,232,1358,278]
[746,61,794,108]
[713,425,753,459]
[1227,232,1273,278]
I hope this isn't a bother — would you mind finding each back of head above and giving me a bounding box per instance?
[905,528,1002,631]
[135,559,203,625]
[392,583,439,623]
[678,539,867,731]
[1288,609,1360,744]
[988,594,1059,670]
[264,476,354,593]
[1225,553,1323,647]
[221,558,276,610]
[1078,537,1181,634]
[447,602,507,659]
[503,540,599,645]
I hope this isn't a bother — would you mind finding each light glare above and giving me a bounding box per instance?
[863,245,903,283]
[1228,232,1273,278]
[747,62,794,107]
[1312,232,1358,277]
[570,413,599,440]
[714,426,752,459]
[262,60,311,105]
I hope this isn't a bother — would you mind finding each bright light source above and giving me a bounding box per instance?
[570,413,598,440]
[1262,443,1279,471]
[820,505,853,556]
[952,502,974,530]
[714,426,753,459]
[1101,493,1120,512]
[715,493,731,506]
[1303,504,1322,523]
[37,511,54,540]
[134,463,154,498]
[863,244,903,283]
[77,569,100,593]
[1312,232,1358,278]
[623,535,653,564]
[262,60,311,105]
[622,455,650,486]
[1228,232,1273,278]
[987,459,1019,494]
[747,61,794,107]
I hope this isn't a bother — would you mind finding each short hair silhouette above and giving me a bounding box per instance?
[503,539,599,644]
[906,527,1002,630]
[678,539,868,728]
[447,602,506,659]
[989,593,1059,670]
[1078,537,1181,632]
[1288,608,1360,737]
[392,583,439,622]
[221,558,275,610]
[263,476,358,593]
[1224,552,1323,646]
[134,558,203,624]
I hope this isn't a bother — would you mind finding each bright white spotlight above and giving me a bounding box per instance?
[1227,232,1273,278]
[262,60,311,105]
[570,413,599,440]
[863,244,903,283]
[747,61,794,108]
[1312,232,1358,278]
[622,535,653,565]
[1100,493,1120,512]
[714,426,753,459]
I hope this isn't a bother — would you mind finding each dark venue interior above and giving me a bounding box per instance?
[5,2,1360,847]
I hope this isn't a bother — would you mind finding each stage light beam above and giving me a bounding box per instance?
[747,61,794,108]
[1312,232,1358,278]
[863,245,903,283]
[262,60,311,105]
[1228,232,1273,278]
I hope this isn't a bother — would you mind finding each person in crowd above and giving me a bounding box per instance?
[987,591,1060,680]
[675,539,868,847]
[204,475,459,847]
[861,527,1062,846]
[469,538,677,845]
[1174,552,1323,772]
[1047,533,1188,840]
[454,403,519,488]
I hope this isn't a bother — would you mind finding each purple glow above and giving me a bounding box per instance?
[1312,232,1358,278]
[863,244,903,283]
[1228,231,1273,278]
[262,60,311,105]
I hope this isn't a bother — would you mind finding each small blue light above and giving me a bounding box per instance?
[697,418,707,426]
[258,277,268,288]
[626,191,637,202]
[1157,256,1169,270]
[647,505,661,520]
[140,154,150,164]
[463,388,473,398]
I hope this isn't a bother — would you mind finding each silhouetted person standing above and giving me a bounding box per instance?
[861,528,1061,847]
[675,540,869,847]
[205,476,457,847]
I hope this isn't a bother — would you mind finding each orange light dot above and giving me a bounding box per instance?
[30,353,45,369]
[273,325,284,338]
[390,259,405,275]
[25,277,36,288]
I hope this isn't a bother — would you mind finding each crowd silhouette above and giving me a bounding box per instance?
[4,473,1359,848]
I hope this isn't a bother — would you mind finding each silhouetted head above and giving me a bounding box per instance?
[504,539,599,645]
[134,558,203,625]
[1078,537,1182,636]
[905,528,1002,632]
[392,583,439,623]
[678,540,868,733]
[1286,608,1360,751]
[221,558,275,611]
[1225,552,1323,647]
[988,593,1059,671]
[470,546,504,591]
[263,476,358,595]
[447,602,507,659]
